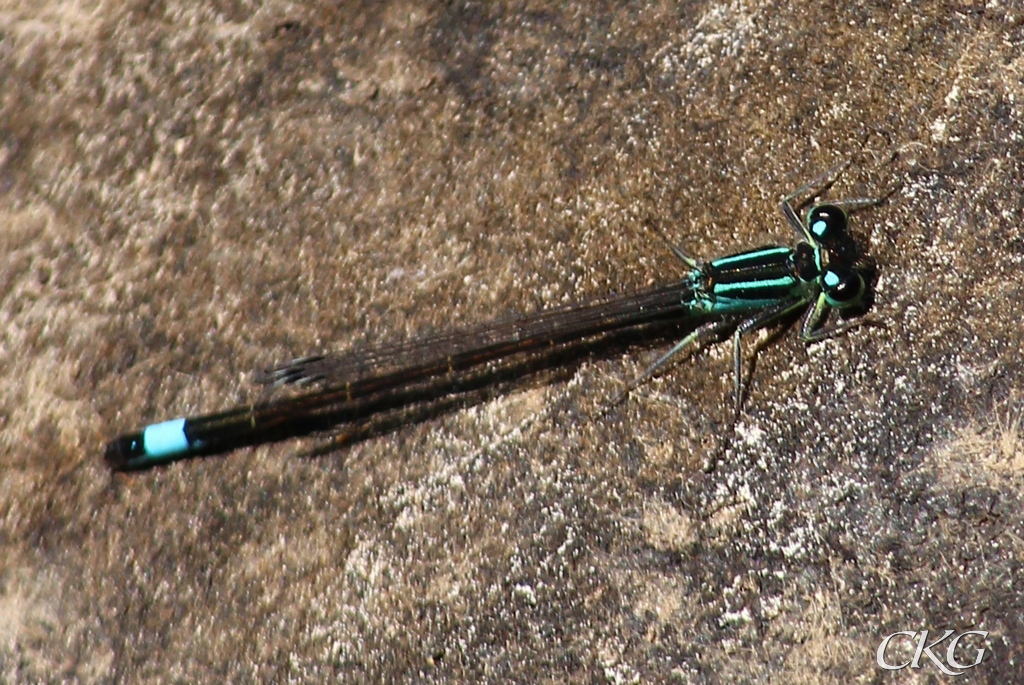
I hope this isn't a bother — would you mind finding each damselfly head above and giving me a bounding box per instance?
[804,204,871,311]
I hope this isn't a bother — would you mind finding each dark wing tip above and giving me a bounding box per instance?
[256,355,328,386]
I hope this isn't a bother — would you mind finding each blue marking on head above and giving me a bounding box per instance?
[823,270,841,288]
[811,220,828,237]
[142,418,190,458]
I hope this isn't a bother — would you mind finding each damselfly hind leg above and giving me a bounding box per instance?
[604,317,740,410]
[728,299,810,418]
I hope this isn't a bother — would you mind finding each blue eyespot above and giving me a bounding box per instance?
[822,266,864,308]
[806,205,848,245]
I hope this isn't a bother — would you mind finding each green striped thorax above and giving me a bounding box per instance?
[686,204,866,315]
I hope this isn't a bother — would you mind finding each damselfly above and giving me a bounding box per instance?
[105,173,881,471]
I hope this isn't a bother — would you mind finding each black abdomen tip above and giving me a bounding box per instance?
[104,433,146,471]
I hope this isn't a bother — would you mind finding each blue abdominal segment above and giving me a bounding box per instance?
[143,418,191,457]
[106,417,198,470]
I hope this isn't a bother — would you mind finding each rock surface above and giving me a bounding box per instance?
[2,1,1022,682]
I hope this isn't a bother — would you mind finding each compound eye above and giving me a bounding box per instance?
[807,205,848,244]
[822,265,864,308]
